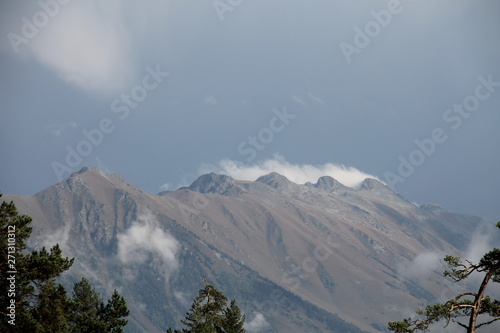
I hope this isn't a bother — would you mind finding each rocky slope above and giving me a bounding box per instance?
[3,168,498,332]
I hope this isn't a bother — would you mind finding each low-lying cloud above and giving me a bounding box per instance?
[117,212,180,271]
[244,312,269,332]
[463,222,496,263]
[395,220,499,306]
[397,251,443,280]
[398,221,498,280]
[199,154,380,188]
[40,224,72,256]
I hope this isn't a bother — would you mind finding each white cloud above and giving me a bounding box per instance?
[117,212,180,271]
[41,224,71,255]
[463,222,495,263]
[397,251,443,280]
[244,312,269,332]
[26,1,134,93]
[199,154,380,188]
[3,1,177,94]
[160,183,171,192]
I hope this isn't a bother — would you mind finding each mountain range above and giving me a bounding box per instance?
[3,167,499,332]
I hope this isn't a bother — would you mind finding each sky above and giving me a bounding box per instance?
[0,0,499,220]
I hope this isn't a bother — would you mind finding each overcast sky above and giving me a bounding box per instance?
[1,0,499,220]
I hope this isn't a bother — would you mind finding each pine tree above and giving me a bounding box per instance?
[167,280,246,333]
[70,277,106,332]
[0,195,74,332]
[69,278,129,332]
[0,195,129,332]
[223,300,246,333]
[0,196,33,322]
[29,279,72,332]
[101,289,130,332]
[181,281,227,332]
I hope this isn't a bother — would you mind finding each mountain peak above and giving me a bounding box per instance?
[309,176,347,192]
[47,167,137,199]
[188,173,242,196]
[359,178,389,191]
[67,167,123,181]
[255,172,295,189]
[62,167,110,188]
[358,178,411,204]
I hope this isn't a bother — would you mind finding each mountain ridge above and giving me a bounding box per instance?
[3,167,497,333]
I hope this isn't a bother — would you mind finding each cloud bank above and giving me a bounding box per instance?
[199,154,380,188]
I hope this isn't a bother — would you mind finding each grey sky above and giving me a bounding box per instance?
[1,0,499,220]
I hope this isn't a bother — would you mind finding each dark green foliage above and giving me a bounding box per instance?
[388,222,500,333]
[167,281,246,333]
[24,244,74,283]
[223,300,246,333]
[0,197,32,251]
[100,289,130,332]
[69,278,129,333]
[180,281,229,332]
[31,280,72,332]
[0,195,129,332]
[69,278,129,332]
[70,277,103,332]
[0,195,74,332]
[0,197,34,317]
